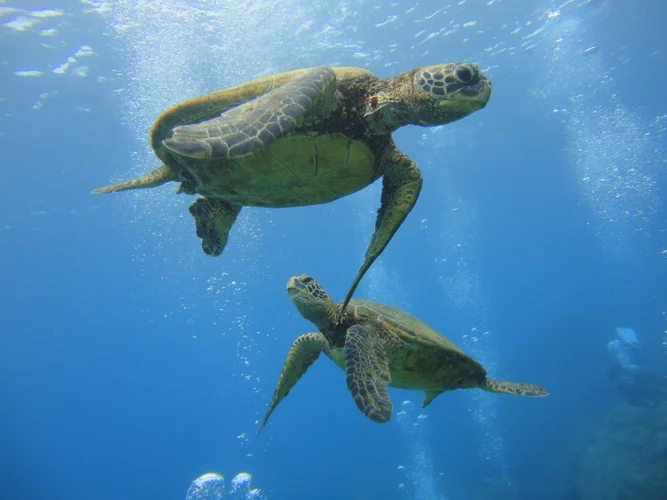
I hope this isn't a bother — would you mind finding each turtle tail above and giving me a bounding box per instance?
[92,164,178,194]
[482,378,549,397]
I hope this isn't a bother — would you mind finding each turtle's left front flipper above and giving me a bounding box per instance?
[483,378,549,397]
[163,67,338,160]
[342,149,422,311]
[259,333,331,434]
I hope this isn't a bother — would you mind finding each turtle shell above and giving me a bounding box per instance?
[347,299,466,352]
[147,67,379,208]
[343,299,487,391]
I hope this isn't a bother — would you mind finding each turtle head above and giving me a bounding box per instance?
[287,275,339,331]
[366,63,491,132]
[410,63,491,125]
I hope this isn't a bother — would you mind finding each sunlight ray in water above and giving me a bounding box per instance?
[100,0,333,456]
[431,182,511,487]
[360,261,447,500]
[357,230,453,498]
[396,400,448,500]
[528,6,665,255]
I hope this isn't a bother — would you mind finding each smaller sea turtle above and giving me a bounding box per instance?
[259,275,548,432]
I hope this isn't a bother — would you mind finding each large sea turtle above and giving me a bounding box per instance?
[259,275,548,432]
[93,64,491,309]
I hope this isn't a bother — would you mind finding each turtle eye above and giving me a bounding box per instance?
[455,66,473,83]
[302,276,313,284]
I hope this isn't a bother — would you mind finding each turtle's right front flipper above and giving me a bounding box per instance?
[342,150,423,311]
[259,332,331,434]
[189,198,242,257]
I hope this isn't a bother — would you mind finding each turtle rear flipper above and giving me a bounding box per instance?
[92,164,178,194]
[482,378,549,397]
[259,332,331,434]
[422,390,444,408]
[189,198,242,257]
[344,324,393,423]
[163,67,338,160]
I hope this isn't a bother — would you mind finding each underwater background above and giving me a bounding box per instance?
[1,0,666,499]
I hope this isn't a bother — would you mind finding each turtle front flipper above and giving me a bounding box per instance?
[259,332,331,433]
[344,324,393,423]
[342,150,423,311]
[189,198,242,257]
[92,164,178,194]
[482,378,549,397]
[163,67,338,160]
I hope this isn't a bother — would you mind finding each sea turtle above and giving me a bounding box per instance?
[259,275,548,432]
[93,64,491,310]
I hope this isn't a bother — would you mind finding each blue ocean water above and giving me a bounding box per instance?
[1,1,666,499]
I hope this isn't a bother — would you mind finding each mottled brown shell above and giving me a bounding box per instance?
[147,67,380,208]
[346,299,466,353]
[150,67,375,167]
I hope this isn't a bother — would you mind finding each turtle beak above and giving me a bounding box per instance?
[286,276,303,296]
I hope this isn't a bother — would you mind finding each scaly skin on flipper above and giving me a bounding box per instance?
[342,149,423,311]
[344,324,393,423]
[259,332,331,433]
[149,68,316,157]
[188,198,242,257]
[163,67,338,160]
[482,379,549,397]
[91,164,178,194]
[149,67,372,163]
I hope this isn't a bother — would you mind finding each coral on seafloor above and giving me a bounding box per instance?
[576,401,667,500]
